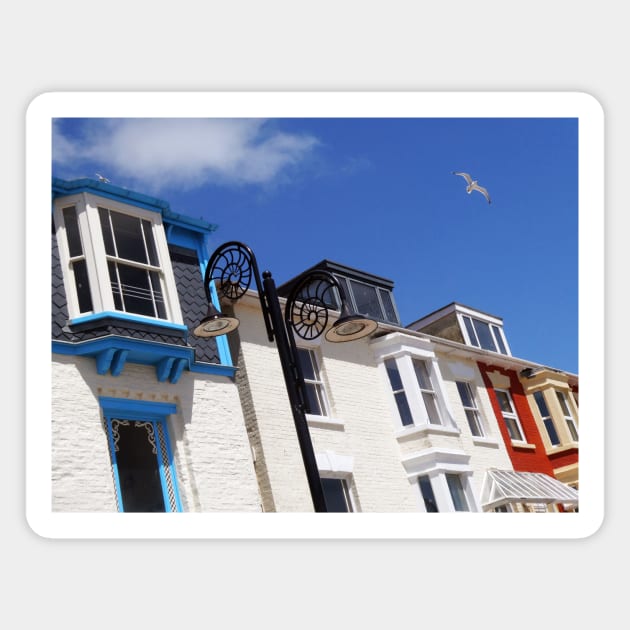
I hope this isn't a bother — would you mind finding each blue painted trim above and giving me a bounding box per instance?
[160,421,183,512]
[53,177,170,214]
[105,420,124,512]
[53,178,218,236]
[163,209,218,235]
[208,281,234,367]
[100,397,181,512]
[53,336,193,360]
[100,397,178,421]
[70,311,188,333]
[53,338,237,380]
[188,362,237,378]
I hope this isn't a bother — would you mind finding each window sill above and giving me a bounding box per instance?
[546,442,579,455]
[306,414,345,429]
[511,441,537,451]
[395,423,460,441]
[472,436,501,448]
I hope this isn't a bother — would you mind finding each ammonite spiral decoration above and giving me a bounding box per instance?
[288,274,336,340]
[207,242,255,301]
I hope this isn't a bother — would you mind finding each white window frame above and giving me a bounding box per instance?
[372,334,457,434]
[411,358,443,425]
[495,388,527,443]
[458,312,511,356]
[333,274,401,325]
[297,346,330,416]
[54,192,183,326]
[556,390,579,442]
[402,449,478,512]
[320,477,355,512]
[456,381,486,437]
[297,345,345,428]
[383,357,415,427]
[533,390,561,447]
[316,451,356,511]
[445,473,471,512]
[382,354,455,431]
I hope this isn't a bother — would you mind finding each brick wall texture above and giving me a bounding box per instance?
[52,356,261,512]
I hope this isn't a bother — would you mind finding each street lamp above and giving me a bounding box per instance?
[193,241,378,512]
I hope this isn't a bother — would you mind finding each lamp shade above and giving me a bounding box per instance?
[193,303,240,337]
[325,313,378,343]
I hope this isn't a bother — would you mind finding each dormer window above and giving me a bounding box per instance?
[54,191,183,329]
[461,315,508,354]
[335,275,400,325]
[279,260,401,327]
[408,303,511,357]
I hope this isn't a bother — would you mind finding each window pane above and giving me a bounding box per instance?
[73,259,93,313]
[534,391,550,417]
[110,211,148,263]
[330,275,349,310]
[422,392,441,424]
[142,219,159,266]
[413,359,432,390]
[349,279,382,319]
[98,207,116,256]
[505,417,523,441]
[112,263,157,317]
[304,383,323,415]
[495,390,512,413]
[385,359,403,391]
[395,392,414,426]
[463,316,478,346]
[446,474,469,511]
[556,391,571,416]
[473,319,497,351]
[544,418,561,445]
[62,206,83,257]
[108,261,123,310]
[418,475,439,512]
[114,421,166,512]
[456,381,473,408]
[466,409,483,436]
[297,348,316,381]
[149,271,167,319]
[492,325,508,354]
[378,287,399,324]
[321,478,351,512]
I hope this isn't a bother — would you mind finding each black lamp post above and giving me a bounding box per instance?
[193,241,378,512]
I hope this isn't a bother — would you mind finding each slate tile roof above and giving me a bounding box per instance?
[51,223,220,365]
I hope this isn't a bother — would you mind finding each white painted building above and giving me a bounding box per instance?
[51,178,262,513]
[226,260,517,513]
[50,177,577,514]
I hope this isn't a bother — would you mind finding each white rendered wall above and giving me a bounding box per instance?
[433,353,514,502]
[51,355,261,512]
[233,301,418,512]
[370,332,515,511]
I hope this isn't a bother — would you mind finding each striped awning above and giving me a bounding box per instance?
[481,469,579,511]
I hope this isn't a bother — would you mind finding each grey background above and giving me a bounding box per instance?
[6,3,621,628]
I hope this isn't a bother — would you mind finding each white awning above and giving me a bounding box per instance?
[481,469,578,511]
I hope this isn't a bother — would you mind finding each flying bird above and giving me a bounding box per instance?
[452,171,491,204]
[95,173,110,183]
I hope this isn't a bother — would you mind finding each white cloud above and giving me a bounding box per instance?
[52,118,319,191]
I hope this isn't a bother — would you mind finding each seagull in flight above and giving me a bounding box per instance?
[95,173,110,183]
[452,171,491,204]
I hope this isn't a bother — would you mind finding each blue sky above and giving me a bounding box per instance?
[52,116,578,374]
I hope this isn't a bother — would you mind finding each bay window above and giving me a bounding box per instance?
[54,193,183,328]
